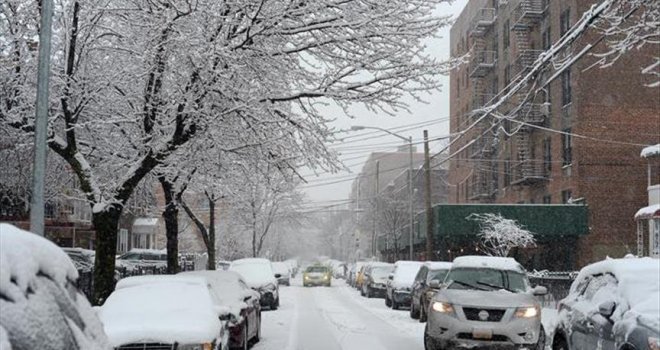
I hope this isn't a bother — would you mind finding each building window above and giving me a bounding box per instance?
[543,195,552,204]
[543,137,552,173]
[652,219,660,258]
[117,229,128,253]
[561,68,572,106]
[562,129,572,166]
[562,189,572,204]
[503,19,510,49]
[542,26,552,50]
[560,8,571,36]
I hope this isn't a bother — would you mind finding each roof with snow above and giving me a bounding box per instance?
[451,256,525,273]
[424,261,453,270]
[641,144,660,158]
[635,204,660,220]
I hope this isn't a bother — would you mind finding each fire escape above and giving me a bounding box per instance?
[510,0,548,186]
[468,7,497,201]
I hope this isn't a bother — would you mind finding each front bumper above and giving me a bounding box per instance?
[367,284,387,297]
[426,306,541,349]
[393,290,412,305]
[258,290,276,306]
[303,277,331,286]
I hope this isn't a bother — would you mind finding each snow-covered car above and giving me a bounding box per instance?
[303,265,332,287]
[0,224,112,350]
[180,271,262,350]
[115,249,167,273]
[361,262,394,298]
[552,257,660,350]
[410,261,452,322]
[424,255,547,350]
[99,275,228,350]
[272,262,291,286]
[230,258,280,310]
[217,260,231,271]
[386,260,423,310]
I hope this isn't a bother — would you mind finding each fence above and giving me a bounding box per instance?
[528,271,577,308]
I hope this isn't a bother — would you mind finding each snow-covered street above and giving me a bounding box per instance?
[254,278,425,350]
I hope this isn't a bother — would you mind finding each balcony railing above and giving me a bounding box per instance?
[511,159,549,185]
[515,49,543,74]
[469,51,497,78]
[470,8,497,37]
[512,0,545,29]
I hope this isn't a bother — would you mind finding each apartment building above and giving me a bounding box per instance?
[448,0,659,266]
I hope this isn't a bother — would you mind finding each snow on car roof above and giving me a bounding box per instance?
[115,275,207,290]
[641,144,660,158]
[99,280,220,347]
[367,262,393,268]
[272,262,291,274]
[124,248,166,255]
[179,270,257,320]
[424,261,453,270]
[451,255,524,272]
[231,258,271,265]
[392,261,423,288]
[0,224,78,301]
[229,259,276,288]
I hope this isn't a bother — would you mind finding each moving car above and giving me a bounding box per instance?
[552,257,660,350]
[386,261,423,310]
[303,265,332,287]
[181,271,262,350]
[0,224,112,350]
[272,262,292,286]
[100,275,229,350]
[424,255,547,350]
[361,262,395,298]
[230,258,280,310]
[410,261,452,322]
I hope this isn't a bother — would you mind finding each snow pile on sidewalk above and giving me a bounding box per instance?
[0,224,111,350]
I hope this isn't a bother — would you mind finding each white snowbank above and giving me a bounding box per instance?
[179,270,259,321]
[0,224,78,301]
[641,144,660,158]
[452,255,525,272]
[635,204,660,219]
[230,258,277,288]
[99,278,220,346]
[391,261,423,289]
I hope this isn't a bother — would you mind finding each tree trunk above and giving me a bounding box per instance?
[92,206,122,305]
[207,198,216,270]
[159,177,179,274]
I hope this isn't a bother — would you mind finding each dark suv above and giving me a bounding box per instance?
[410,261,452,322]
[553,257,660,350]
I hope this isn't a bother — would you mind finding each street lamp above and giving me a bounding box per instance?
[350,125,415,261]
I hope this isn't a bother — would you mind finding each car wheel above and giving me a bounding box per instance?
[552,333,568,350]
[253,314,261,343]
[410,301,420,319]
[366,287,373,298]
[534,325,546,350]
[392,299,399,310]
[424,323,442,350]
[385,295,392,307]
[419,304,427,322]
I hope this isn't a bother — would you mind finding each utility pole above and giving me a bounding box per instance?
[30,0,55,236]
[372,161,379,257]
[408,136,414,261]
[423,130,436,261]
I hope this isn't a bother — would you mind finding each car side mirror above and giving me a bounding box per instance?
[274,273,282,279]
[532,286,548,296]
[429,280,441,289]
[243,295,252,302]
[598,301,616,319]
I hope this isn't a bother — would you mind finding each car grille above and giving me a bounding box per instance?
[457,333,509,342]
[462,307,506,322]
[116,344,175,350]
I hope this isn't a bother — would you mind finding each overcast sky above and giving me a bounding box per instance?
[301,0,468,206]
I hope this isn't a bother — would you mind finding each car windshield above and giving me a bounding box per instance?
[446,268,529,293]
[371,266,394,279]
[306,266,328,273]
[427,269,449,283]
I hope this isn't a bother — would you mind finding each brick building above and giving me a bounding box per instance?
[447,0,659,267]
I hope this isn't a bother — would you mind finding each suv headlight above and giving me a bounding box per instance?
[649,337,660,350]
[178,344,212,350]
[432,301,454,314]
[515,306,540,318]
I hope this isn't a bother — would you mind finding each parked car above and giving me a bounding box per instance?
[361,262,395,298]
[180,270,262,350]
[272,262,292,286]
[303,265,332,287]
[386,261,423,310]
[230,258,280,310]
[0,224,112,350]
[355,263,371,291]
[100,275,229,350]
[424,255,547,350]
[348,261,368,288]
[115,248,168,274]
[552,257,660,350]
[410,261,452,322]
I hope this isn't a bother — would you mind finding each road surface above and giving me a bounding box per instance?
[253,277,425,350]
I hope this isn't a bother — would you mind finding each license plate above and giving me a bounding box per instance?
[472,328,493,340]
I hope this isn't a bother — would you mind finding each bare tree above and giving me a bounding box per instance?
[467,213,536,258]
[379,192,408,261]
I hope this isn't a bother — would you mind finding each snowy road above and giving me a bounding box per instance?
[253,278,425,350]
